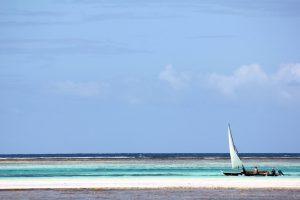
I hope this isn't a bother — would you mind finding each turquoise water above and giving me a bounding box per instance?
[0,154,300,179]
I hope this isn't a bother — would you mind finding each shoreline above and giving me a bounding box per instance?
[1,188,299,200]
[0,177,299,190]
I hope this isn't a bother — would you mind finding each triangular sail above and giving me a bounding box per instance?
[228,124,243,169]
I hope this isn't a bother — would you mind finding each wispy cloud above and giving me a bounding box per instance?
[84,12,180,22]
[0,4,180,27]
[63,0,300,17]
[158,65,191,90]
[186,34,237,40]
[1,0,299,29]
[0,8,75,26]
[0,38,150,55]
[51,81,109,97]
[0,10,65,17]
[0,21,74,26]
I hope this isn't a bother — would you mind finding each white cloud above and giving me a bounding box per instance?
[52,80,108,97]
[50,63,300,102]
[207,63,300,99]
[208,64,269,95]
[157,63,300,102]
[158,65,190,90]
[273,63,300,83]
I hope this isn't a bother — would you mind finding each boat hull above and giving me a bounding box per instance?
[223,171,282,176]
[223,172,242,176]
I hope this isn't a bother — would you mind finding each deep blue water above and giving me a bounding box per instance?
[1,153,300,159]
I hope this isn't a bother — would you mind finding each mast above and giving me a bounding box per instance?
[228,124,243,169]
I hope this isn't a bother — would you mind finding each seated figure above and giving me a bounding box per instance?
[253,166,258,175]
[271,168,276,176]
[278,170,284,176]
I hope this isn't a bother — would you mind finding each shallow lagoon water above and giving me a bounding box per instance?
[0,153,300,179]
[0,154,299,199]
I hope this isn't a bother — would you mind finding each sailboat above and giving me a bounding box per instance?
[223,124,284,176]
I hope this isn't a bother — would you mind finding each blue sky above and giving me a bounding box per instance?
[0,0,300,153]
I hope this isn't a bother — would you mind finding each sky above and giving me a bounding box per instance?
[0,0,300,154]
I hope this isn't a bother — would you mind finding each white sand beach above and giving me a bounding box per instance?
[0,177,299,190]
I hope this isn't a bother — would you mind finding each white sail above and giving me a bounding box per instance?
[228,124,243,169]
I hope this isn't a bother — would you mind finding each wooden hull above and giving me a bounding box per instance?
[223,170,281,176]
[223,172,242,176]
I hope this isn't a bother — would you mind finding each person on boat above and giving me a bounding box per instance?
[278,170,284,176]
[242,165,246,175]
[253,166,258,175]
[271,168,276,176]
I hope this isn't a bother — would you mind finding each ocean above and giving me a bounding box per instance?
[0,153,299,199]
[0,153,300,178]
